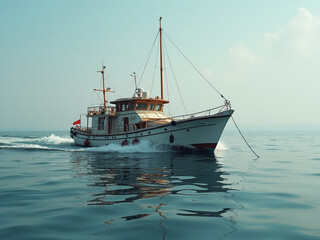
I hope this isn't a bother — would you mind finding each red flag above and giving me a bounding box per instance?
[73,119,80,125]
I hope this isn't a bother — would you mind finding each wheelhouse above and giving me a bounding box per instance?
[111,98,169,113]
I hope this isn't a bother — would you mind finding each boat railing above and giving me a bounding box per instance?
[87,105,116,115]
[169,102,230,121]
[80,127,92,133]
[73,125,92,133]
[72,125,92,133]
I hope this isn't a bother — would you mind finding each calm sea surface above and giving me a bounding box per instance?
[0,130,319,240]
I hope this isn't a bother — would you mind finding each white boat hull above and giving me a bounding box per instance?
[70,110,233,151]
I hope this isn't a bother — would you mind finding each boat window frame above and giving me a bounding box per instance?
[98,117,105,130]
[156,104,162,111]
[128,102,135,110]
[121,103,129,111]
[148,103,155,110]
[116,104,121,112]
[114,100,166,112]
[136,102,148,110]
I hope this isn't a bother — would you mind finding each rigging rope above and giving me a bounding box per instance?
[163,31,228,101]
[138,31,160,87]
[150,39,160,96]
[163,39,187,114]
[163,47,171,116]
[92,73,103,105]
[231,116,260,158]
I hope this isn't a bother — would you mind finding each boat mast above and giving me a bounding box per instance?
[101,65,107,110]
[95,65,108,111]
[159,17,164,99]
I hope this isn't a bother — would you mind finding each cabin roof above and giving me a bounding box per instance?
[110,97,169,104]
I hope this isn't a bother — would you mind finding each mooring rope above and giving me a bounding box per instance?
[231,116,260,158]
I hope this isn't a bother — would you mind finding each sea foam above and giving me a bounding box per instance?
[85,140,169,153]
[38,134,74,145]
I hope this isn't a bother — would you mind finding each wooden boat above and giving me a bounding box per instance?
[70,18,233,151]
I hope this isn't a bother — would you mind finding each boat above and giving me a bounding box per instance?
[70,18,234,151]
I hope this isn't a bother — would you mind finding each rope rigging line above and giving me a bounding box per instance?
[138,31,160,87]
[163,45,171,116]
[92,73,104,105]
[231,116,260,159]
[163,39,187,115]
[150,38,160,96]
[163,31,228,101]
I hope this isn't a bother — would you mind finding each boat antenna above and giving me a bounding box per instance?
[159,17,164,99]
[94,64,107,111]
[131,72,138,94]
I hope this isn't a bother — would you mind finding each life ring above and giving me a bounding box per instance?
[84,139,90,147]
[121,140,129,146]
[132,138,139,145]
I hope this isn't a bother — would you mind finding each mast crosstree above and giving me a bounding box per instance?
[94,65,114,111]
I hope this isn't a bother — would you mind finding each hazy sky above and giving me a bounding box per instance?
[1,0,320,130]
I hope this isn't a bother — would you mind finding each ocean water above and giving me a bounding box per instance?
[0,130,319,240]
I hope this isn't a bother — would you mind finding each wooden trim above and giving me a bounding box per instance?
[113,99,168,112]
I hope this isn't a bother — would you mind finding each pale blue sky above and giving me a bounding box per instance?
[1,0,320,130]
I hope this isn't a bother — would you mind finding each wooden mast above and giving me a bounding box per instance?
[94,65,114,112]
[159,17,164,100]
[101,66,106,110]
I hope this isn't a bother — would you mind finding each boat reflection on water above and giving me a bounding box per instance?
[70,151,237,238]
[73,152,230,203]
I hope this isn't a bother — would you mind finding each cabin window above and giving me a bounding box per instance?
[136,102,147,110]
[156,104,162,111]
[116,104,121,112]
[121,103,128,111]
[128,102,135,110]
[148,103,155,110]
[98,117,105,130]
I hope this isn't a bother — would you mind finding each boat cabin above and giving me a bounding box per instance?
[86,94,170,135]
